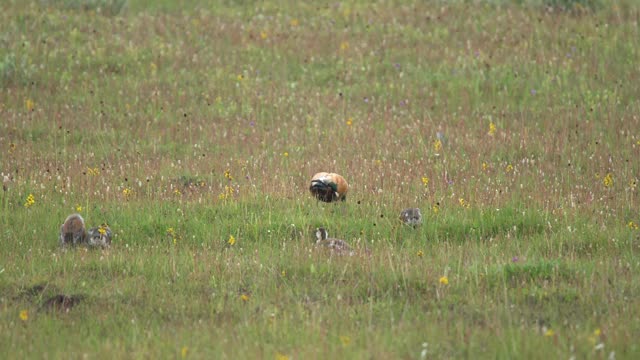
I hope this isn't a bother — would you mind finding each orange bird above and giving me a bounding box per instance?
[309,172,348,202]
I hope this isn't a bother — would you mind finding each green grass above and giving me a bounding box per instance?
[1,0,640,358]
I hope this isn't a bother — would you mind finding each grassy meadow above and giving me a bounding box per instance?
[1,0,640,358]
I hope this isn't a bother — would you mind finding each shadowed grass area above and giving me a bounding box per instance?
[1,0,640,358]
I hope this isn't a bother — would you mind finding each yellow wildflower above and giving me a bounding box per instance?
[181,346,188,358]
[433,139,442,152]
[166,228,179,244]
[346,117,353,126]
[417,250,424,257]
[98,226,107,235]
[19,309,28,321]
[544,329,555,337]
[75,204,82,212]
[87,167,100,176]
[603,173,613,187]
[340,41,349,51]
[283,152,289,157]
[260,30,268,40]
[432,203,439,214]
[24,193,35,208]
[290,19,299,27]
[122,187,132,198]
[439,276,449,285]
[340,335,351,347]
[482,162,488,171]
[25,98,35,112]
[459,198,469,208]
[628,221,639,230]
[224,169,233,180]
[505,164,513,173]
[488,121,496,136]
[228,235,236,246]
[275,353,290,360]
[174,188,181,195]
[421,177,429,187]
[240,293,249,301]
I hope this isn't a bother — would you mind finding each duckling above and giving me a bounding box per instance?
[59,213,87,247]
[87,224,112,248]
[399,208,422,227]
[309,172,348,202]
[314,227,354,256]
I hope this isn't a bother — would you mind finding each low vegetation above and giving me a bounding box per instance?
[1,0,639,358]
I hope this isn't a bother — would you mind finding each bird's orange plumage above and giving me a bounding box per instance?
[309,172,348,202]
